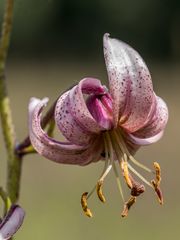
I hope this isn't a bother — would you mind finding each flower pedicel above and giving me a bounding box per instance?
[28,33,168,217]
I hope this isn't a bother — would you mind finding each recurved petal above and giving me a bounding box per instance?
[128,130,164,146]
[55,91,95,146]
[79,77,106,95]
[68,78,106,133]
[29,97,103,165]
[131,96,168,139]
[103,33,155,131]
[0,205,25,240]
[55,77,107,145]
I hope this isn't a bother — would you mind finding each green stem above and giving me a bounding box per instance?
[0,187,12,214]
[0,0,22,203]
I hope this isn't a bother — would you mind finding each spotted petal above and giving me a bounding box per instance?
[68,78,107,132]
[131,96,168,139]
[0,205,25,240]
[55,78,106,146]
[55,91,94,146]
[128,130,164,146]
[104,33,155,131]
[29,97,103,165]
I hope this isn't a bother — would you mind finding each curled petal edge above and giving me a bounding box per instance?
[55,78,109,145]
[128,130,164,146]
[132,96,168,138]
[68,78,106,133]
[29,97,103,165]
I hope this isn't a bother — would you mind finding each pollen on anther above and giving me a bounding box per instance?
[97,181,106,203]
[153,162,161,185]
[81,192,93,218]
[121,161,132,189]
[121,196,136,218]
[151,162,163,205]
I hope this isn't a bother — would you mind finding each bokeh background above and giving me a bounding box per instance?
[0,0,180,239]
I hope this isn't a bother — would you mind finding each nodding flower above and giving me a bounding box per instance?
[28,33,168,217]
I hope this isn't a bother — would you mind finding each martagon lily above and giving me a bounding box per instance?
[28,33,168,217]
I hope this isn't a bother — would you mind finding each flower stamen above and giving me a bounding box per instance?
[81,130,163,218]
[130,176,145,197]
[112,161,125,202]
[121,154,133,189]
[109,129,164,216]
[81,138,112,217]
[105,132,125,202]
[115,129,152,173]
[97,180,105,203]
[151,162,163,204]
[153,162,161,185]
[111,128,164,217]
[127,162,152,187]
[96,165,112,203]
[129,155,152,173]
[121,196,136,217]
[81,192,93,218]
[120,153,145,216]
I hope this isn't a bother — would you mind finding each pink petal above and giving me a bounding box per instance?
[68,78,106,133]
[0,205,25,240]
[128,130,164,146]
[29,98,103,165]
[100,93,113,113]
[132,96,168,138]
[86,94,113,130]
[55,91,95,146]
[55,77,107,145]
[103,33,155,131]
[79,77,106,94]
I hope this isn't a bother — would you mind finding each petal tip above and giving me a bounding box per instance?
[103,33,111,46]
[104,32,110,39]
[29,97,49,113]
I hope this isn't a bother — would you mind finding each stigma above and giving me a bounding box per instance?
[81,129,163,218]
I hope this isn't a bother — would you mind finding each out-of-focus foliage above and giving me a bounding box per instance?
[0,0,180,59]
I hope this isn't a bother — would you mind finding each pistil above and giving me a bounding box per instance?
[121,196,136,217]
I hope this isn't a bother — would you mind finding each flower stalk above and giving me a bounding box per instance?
[0,187,12,213]
[0,0,22,203]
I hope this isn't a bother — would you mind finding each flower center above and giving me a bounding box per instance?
[81,128,163,218]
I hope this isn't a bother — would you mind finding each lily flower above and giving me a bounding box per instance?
[0,205,25,240]
[28,33,168,217]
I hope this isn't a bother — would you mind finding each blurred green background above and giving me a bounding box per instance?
[0,0,180,240]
